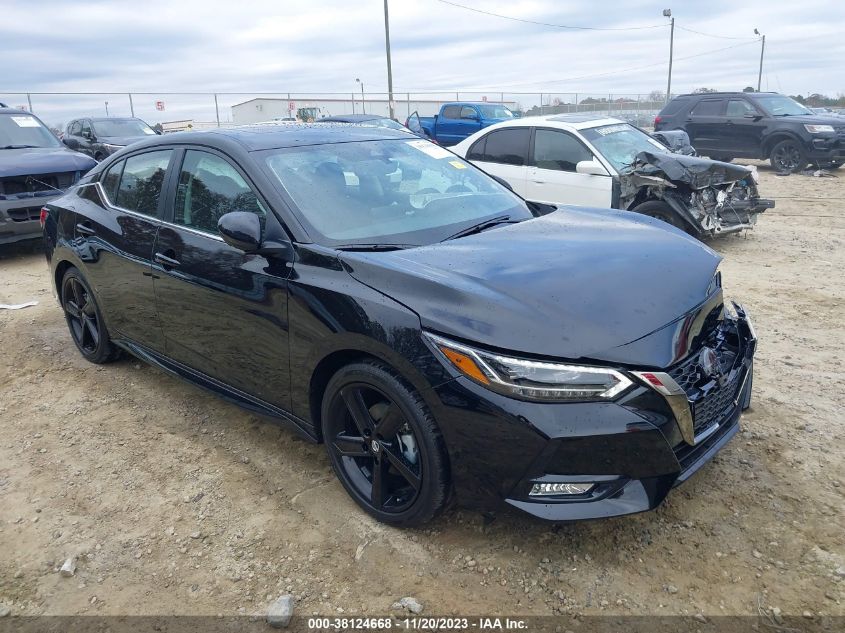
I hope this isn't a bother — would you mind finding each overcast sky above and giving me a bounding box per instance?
[2,0,843,124]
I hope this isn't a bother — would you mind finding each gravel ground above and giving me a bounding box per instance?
[0,162,843,623]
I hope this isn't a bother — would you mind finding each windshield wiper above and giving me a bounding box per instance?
[335,243,415,252]
[442,215,516,241]
[1,144,41,149]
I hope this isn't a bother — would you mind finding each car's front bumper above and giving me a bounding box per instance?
[429,309,756,522]
[0,194,57,244]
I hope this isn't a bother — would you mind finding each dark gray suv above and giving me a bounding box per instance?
[655,92,844,173]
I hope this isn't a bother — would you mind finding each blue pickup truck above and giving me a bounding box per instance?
[406,102,516,146]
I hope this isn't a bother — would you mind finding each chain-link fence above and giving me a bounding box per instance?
[0,90,669,131]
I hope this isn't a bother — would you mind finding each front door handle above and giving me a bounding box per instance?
[154,251,181,269]
[76,222,96,236]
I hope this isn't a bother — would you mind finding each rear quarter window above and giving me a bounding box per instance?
[658,98,690,116]
[690,99,725,117]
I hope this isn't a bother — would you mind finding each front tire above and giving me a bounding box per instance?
[321,361,449,526]
[632,200,688,232]
[769,139,808,173]
[61,268,120,364]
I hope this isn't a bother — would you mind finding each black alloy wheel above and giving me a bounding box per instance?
[770,139,808,173]
[61,268,120,363]
[321,362,449,526]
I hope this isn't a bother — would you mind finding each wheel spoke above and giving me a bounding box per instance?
[65,300,82,319]
[332,433,369,458]
[70,318,84,342]
[341,387,375,435]
[370,457,388,509]
[71,279,84,309]
[375,403,404,437]
[83,315,100,347]
[382,444,421,490]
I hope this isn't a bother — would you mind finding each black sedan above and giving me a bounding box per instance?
[41,124,756,526]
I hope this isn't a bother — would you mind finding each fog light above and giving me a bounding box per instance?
[529,482,594,497]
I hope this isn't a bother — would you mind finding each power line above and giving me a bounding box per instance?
[435,0,667,31]
[676,25,759,41]
[472,39,761,89]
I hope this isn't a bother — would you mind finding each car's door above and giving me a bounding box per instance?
[63,120,82,150]
[406,111,424,137]
[524,128,613,207]
[684,98,726,153]
[152,148,292,410]
[456,105,483,140]
[435,105,464,145]
[74,148,172,351]
[724,98,765,157]
[464,127,530,197]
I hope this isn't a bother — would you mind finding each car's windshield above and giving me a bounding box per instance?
[755,96,812,117]
[478,105,515,119]
[92,119,156,137]
[0,113,61,148]
[581,123,668,172]
[263,138,531,247]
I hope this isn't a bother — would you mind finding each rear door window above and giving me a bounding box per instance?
[441,105,461,119]
[114,150,172,216]
[690,99,725,117]
[475,128,530,166]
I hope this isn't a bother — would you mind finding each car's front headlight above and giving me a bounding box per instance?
[424,333,632,402]
[102,143,124,154]
[804,124,834,134]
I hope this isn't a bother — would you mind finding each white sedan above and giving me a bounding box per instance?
[451,115,773,237]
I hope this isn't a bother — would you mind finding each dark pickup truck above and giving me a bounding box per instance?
[407,102,516,146]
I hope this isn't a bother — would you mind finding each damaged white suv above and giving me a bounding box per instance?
[451,114,774,238]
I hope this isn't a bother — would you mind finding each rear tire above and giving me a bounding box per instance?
[320,361,449,527]
[769,139,808,173]
[61,268,121,364]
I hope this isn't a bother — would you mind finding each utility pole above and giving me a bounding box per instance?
[384,0,395,120]
[356,78,366,114]
[755,29,766,91]
[105,101,109,116]
[663,9,674,103]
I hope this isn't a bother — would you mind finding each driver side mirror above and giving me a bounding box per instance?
[575,159,609,177]
[743,112,762,120]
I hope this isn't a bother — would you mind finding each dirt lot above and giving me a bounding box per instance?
[0,162,843,624]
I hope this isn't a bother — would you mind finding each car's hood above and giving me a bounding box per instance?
[0,146,97,178]
[99,135,151,146]
[625,150,752,189]
[340,208,722,368]
[779,114,845,125]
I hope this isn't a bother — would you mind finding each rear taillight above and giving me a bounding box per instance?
[39,207,49,228]
[654,115,663,127]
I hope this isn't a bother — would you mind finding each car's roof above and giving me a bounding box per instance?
[675,91,780,98]
[0,107,33,115]
[130,122,412,151]
[467,114,625,132]
[89,117,145,122]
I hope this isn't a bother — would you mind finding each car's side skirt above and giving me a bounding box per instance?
[115,339,319,443]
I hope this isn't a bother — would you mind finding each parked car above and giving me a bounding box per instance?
[43,124,756,526]
[0,106,96,244]
[63,117,158,161]
[452,115,774,238]
[655,92,845,172]
[406,102,516,145]
[317,114,415,134]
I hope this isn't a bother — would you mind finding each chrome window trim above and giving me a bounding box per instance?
[78,180,225,243]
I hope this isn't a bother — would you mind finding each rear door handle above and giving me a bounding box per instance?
[154,251,181,268]
[76,222,96,236]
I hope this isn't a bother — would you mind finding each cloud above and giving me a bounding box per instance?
[2,0,843,125]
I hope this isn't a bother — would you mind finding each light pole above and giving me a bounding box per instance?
[356,78,366,114]
[663,9,674,103]
[754,29,766,92]
[383,0,395,120]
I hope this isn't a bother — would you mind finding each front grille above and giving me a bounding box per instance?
[6,205,42,222]
[0,171,77,198]
[667,321,743,435]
